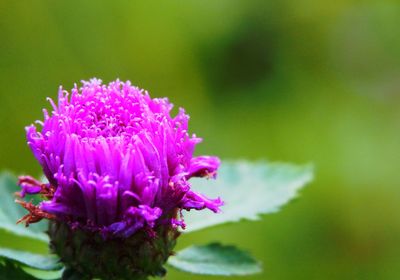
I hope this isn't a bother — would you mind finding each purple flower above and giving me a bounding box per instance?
[20,78,222,238]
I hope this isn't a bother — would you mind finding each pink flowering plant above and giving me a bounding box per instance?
[0,79,313,279]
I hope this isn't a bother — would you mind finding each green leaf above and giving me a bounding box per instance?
[168,243,261,276]
[0,248,61,271]
[0,172,48,242]
[0,260,38,280]
[184,161,313,232]
[21,267,63,280]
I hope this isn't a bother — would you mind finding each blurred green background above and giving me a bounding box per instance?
[1,1,399,279]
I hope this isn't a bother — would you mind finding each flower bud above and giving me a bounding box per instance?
[18,79,222,279]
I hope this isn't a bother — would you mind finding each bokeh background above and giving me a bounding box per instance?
[1,1,399,279]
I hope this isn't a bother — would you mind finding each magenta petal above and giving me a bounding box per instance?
[108,221,127,234]
[187,156,221,179]
[20,185,41,197]
[182,191,223,213]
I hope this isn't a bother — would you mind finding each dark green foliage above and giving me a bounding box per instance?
[0,260,36,280]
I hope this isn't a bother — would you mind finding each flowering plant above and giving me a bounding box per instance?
[0,79,313,279]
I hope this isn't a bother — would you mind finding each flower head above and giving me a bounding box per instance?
[19,78,222,238]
